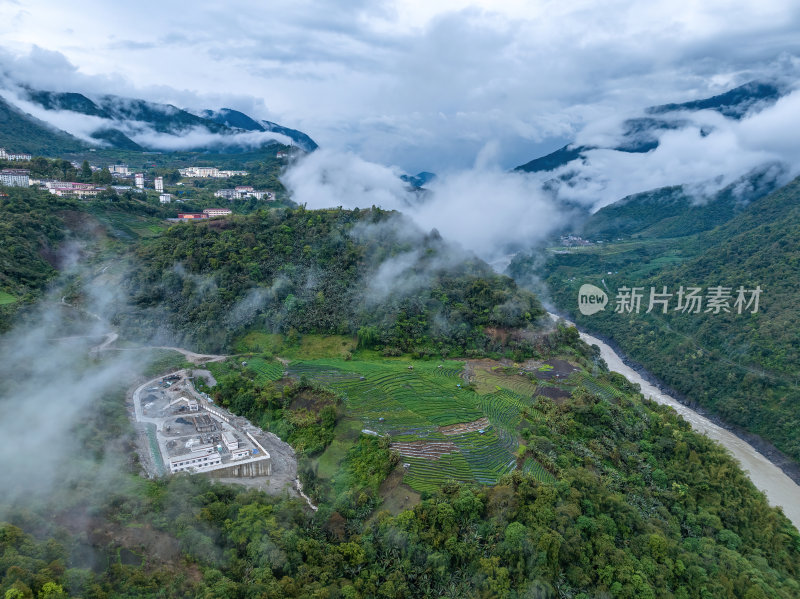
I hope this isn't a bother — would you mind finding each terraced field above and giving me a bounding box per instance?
[289,358,559,492]
[569,371,624,401]
[523,458,556,484]
[0,291,17,305]
[245,357,285,383]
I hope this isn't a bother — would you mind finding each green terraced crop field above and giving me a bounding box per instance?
[245,357,285,383]
[523,458,557,484]
[0,291,17,305]
[289,358,567,492]
[569,371,624,401]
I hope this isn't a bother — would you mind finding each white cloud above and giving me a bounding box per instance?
[540,90,800,211]
[283,148,569,261]
[2,2,800,171]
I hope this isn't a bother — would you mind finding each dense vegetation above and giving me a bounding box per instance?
[0,96,87,155]
[3,157,800,598]
[117,207,544,355]
[0,188,72,331]
[513,175,800,463]
[3,331,800,598]
[577,167,781,242]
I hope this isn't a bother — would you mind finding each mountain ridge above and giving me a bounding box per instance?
[0,85,318,155]
[514,80,785,174]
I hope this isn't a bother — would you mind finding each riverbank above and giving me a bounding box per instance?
[548,312,800,530]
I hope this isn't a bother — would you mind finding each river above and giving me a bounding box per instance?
[551,314,800,530]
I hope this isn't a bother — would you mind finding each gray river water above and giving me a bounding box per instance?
[550,314,800,530]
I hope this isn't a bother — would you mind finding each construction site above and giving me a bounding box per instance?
[129,370,298,493]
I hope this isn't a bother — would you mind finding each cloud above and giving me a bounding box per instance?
[128,126,293,151]
[0,261,149,508]
[3,3,800,171]
[283,148,570,262]
[537,89,800,211]
[0,77,295,151]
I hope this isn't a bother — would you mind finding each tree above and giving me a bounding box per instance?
[92,167,112,185]
[37,583,67,599]
[80,160,92,182]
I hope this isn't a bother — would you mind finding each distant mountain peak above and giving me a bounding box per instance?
[515,79,789,174]
[0,83,318,155]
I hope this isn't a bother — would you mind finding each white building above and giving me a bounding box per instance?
[214,188,274,201]
[108,164,130,175]
[169,448,222,473]
[0,169,30,187]
[154,176,164,192]
[178,167,248,179]
[179,166,219,178]
[203,207,232,217]
[221,431,239,451]
[213,189,238,200]
[134,173,144,188]
[159,193,172,204]
[0,148,32,161]
[231,448,251,460]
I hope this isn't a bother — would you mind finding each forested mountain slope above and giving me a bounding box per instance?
[513,175,800,463]
[117,207,544,354]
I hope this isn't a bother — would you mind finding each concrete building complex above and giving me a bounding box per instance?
[0,148,32,161]
[178,167,248,178]
[133,372,273,478]
[214,187,275,200]
[0,169,30,187]
[203,207,232,217]
[108,164,131,176]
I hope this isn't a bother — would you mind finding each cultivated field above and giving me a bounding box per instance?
[288,358,565,493]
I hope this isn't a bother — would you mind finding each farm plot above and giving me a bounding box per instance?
[452,430,516,484]
[245,357,284,383]
[472,366,541,397]
[289,357,556,489]
[568,371,624,401]
[401,454,474,493]
[439,417,490,435]
[0,291,17,305]
[523,458,556,484]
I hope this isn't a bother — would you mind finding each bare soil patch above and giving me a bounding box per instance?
[390,441,459,460]
[439,417,490,435]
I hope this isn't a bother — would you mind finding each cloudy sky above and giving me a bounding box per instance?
[2,0,800,173]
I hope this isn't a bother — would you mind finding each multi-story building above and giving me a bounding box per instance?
[203,208,233,217]
[169,447,222,473]
[0,148,32,161]
[154,176,164,192]
[213,188,275,200]
[108,164,131,175]
[0,169,30,187]
[213,189,238,199]
[134,173,144,188]
[179,166,219,178]
[178,167,248,178]
[159,193,172,204]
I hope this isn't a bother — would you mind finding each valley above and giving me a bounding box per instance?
[2,49,800,597]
